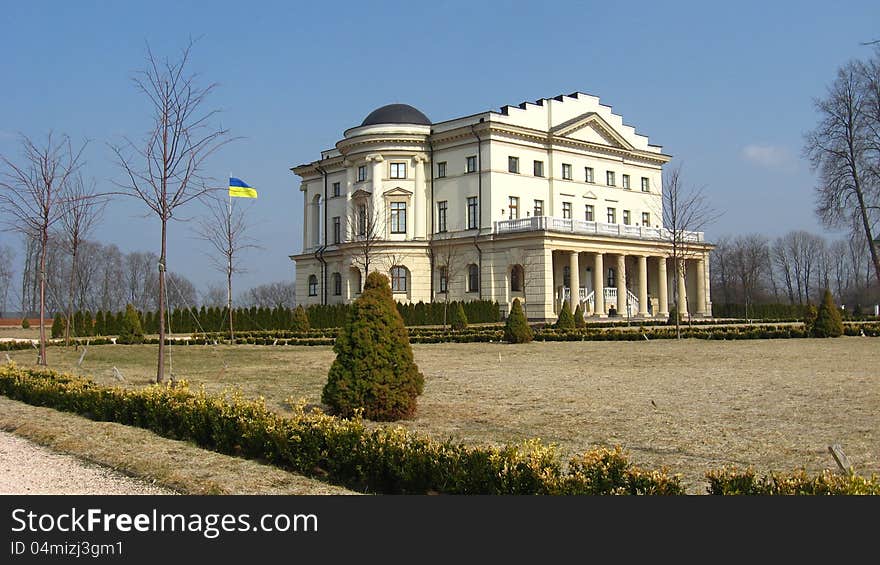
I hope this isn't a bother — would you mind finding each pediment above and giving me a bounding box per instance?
[583,191,597,200]
[351,188,372,199]
[552,112,635,151]
[382,186,413,198]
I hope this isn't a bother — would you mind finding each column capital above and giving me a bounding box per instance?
[412,154,427,164]
[365,153,384,162]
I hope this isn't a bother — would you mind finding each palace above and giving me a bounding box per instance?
[290,92,712,321]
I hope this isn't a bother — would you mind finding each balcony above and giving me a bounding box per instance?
[494,216,703,243]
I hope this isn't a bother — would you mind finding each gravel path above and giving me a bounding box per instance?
[0,431,175,495]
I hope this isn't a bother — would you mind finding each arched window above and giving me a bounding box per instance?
[351,268,362,295]
[438,267,448,293]
[390,266,408,293]
[308,275,318,296]
[467,264,479,293]
[511,265,524,292]
[332,272,342,296]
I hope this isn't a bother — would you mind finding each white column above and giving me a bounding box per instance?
[344,160,355,240]
[302,187,310,250]
[413,155,425,240]
[657,257,668,317]
[696,257,707,316]
[616,254,627,315]
[593,252,605,317]
[677,259,688,316]
[538,247,555,321]
[569,251,579,311]
[368,154,384,235]
[638,255,649,317]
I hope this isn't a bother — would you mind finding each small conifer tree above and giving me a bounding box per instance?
[574,303,587,328]
[51,315,64,339]
[803,304,818,335]
[117,303,145,344]
[21,318,30,329]
[450,302,469,331]
[504,298,533,343]
[321,272,424,421]
[812,289,844,338]
[556,301,576,330]
[291,304,311,332]
[94,311,105,336]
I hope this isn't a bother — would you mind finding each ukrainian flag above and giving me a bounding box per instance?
[229,177,258,198]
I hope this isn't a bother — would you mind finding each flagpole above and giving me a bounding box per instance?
[228,172,234,342]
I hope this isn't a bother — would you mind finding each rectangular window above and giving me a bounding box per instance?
[390,162,407,179]
[437,201,448,233]
[332,182,341,197]
[466,155,477,173]
[641,177,650,192]
[607,207,616,223]
[357,165,367,182]
[333,274,342,296]
[585,204,594,222]
[508,196,519,219]
[533,160,544,177]
[562,163,572,180]
[606,171,615,186]
[622,174,630,190]
[390,202,407,234]
[534,199,544,217]
[357,204,367,236]
[437,161,447,178]
[585,167,594,183]
[508,156,519,174]
[308,277,317,297]
[332,216,341,244]
[623,210,631,225]
[562,201,572,219]
[642,212,651,226]
[438,267,448,293]
[467,196,478,229]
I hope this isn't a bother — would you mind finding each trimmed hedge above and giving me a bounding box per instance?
[0,365,682,495]
[705,468,880,495]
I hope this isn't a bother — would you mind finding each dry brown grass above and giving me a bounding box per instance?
[5,337,878,494]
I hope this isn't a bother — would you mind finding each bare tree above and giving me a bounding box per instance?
[347,197,385,277]
[430,236,462,327]
[710,236,734,305]
[238,281,296,309]
[805,56,880,294]
[660,164,720,338]
[59,174,105,345]
[731,234,770,321]
[195,196,259,338]
[0,244,14,317]
[111,40,234,383]
[0,133,86,364]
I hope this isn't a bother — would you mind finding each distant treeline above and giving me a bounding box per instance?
[51,300,501,337]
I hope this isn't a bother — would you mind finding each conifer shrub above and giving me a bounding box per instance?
[504,298,533,344]
[321,272,425,421]
[117,304,145,345]
[555,301,576,330]
[667,305,679,326]
[812,289,844,338]
[21,318,30,329]
[51,315,64,339]
[291,304,311,331]
[803,303,818,334]
[573,303,587,328]
[450,302,469,331]
[94,311,105,336]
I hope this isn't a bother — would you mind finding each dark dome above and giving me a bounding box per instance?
[360,104,431,126]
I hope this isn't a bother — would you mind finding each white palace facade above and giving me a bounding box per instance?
[291,92,713,322]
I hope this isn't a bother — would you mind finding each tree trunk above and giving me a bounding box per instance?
[227,264,233,340]
[853,182,880,290]
[156,218,167,383]
[65,246,76,347]
[38,229,47,365]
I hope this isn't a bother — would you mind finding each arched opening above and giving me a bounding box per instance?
[308,274,318,297]
[511,264,524,292]
[350,268,362,295]
[390,265,409,294]
[332,272,342,296]
[467,264,479,293]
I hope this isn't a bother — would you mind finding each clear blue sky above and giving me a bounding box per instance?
[2,0,878,296]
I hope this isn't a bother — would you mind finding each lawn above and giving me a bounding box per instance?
[5,337,878,493]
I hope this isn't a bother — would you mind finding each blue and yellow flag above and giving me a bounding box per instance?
[229,177,258,199]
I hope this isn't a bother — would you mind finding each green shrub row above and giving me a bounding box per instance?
[0,365,681,495]
[706,468,880,495]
